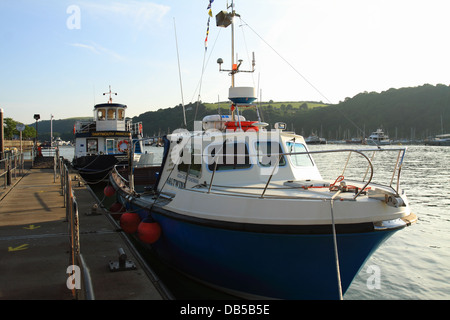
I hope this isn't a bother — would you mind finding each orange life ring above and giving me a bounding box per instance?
[117,140,129,153]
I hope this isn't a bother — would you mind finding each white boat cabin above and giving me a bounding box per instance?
[157,116,323,195]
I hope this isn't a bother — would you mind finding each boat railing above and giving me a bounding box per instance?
[113,144,407,201]
[75,120,96,133]
[206,146,407,200]
[126,120,143,136]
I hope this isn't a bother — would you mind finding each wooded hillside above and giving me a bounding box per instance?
[28,84,450,141]
[134,84,450,140]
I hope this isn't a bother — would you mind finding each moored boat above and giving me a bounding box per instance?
[108,2,416,299]
[72,87,144,183]
[366,128,392,145]
[305,133,327,145]
[425,133,450,146]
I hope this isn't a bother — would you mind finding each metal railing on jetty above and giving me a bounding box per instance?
[58,156,95,300]
[0,150,26,189]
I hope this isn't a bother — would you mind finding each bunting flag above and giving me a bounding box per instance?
[205,0,214,50]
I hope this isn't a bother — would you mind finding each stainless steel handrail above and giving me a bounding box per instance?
[114,143,407,201]
[206,147,406,199]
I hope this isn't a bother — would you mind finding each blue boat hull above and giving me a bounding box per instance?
[120,199,399,299]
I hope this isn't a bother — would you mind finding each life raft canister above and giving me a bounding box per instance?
[225,121,259,132]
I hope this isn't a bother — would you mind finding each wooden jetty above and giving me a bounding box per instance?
[0,156,170,300]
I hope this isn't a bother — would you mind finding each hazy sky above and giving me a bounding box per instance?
[1,0,449,125]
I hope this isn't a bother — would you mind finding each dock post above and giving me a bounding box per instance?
[6,154,11,186]
[0,108,3,160]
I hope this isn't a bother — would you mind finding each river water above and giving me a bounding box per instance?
[330,144,450,300]
[60,144,450,300]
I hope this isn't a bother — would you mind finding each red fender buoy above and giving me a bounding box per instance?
[103,185,115,197]
[109,202,125,213]
[120,212,141,234]
[137,220,161,244]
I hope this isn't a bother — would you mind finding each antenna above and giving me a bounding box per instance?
[173,17,187,128]
[215,2,255,88]
[103,85,117,103]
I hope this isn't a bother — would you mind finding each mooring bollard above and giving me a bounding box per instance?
[109,248,136,272]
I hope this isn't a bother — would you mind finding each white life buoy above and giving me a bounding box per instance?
[118,140,129,153]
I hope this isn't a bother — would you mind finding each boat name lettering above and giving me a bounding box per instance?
[92,132,130,137]
[166,177,185,189]
[177,173,199,184]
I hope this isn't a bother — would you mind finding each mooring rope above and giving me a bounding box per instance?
[330,190,343,300]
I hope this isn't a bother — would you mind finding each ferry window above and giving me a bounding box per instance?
[208,142,250,171]
[107,109,116,120]
[117,109,125,120]
[256,141,286,167]
[97,109,106,120]
[286,142,314,167]
[106,139,115,154]
[87,139,98,153]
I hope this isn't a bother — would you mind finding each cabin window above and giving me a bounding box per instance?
[97,109,106,120]
[178,155,202,177]
[208,142,251,171]
[286,142,314,167]
[256,141,286,167]
[107,109,116,120]
[86,139,98,153]
[177,146,202,177]
[117,109,125,120]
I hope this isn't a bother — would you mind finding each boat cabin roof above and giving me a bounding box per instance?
[94,103,127,109]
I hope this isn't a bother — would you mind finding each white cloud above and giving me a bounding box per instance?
[69,43,99,54]
[69,42,125,62]
[81,0,170,31]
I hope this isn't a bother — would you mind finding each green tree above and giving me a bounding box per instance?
[3,118,17,139]
[3,117,36,139]
[22,125,36,139]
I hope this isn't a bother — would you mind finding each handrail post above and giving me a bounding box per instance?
[362,151,376,182]
[341,151,352,177]
[389,150,400,187]
[260,154,282,198]
[208,139,227,194]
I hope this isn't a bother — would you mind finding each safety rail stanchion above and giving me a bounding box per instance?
[1,157,6,189]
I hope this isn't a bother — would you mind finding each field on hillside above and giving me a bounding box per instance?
[204,101,328,111]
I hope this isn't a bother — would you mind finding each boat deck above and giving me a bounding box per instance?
[181,179,395,202]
